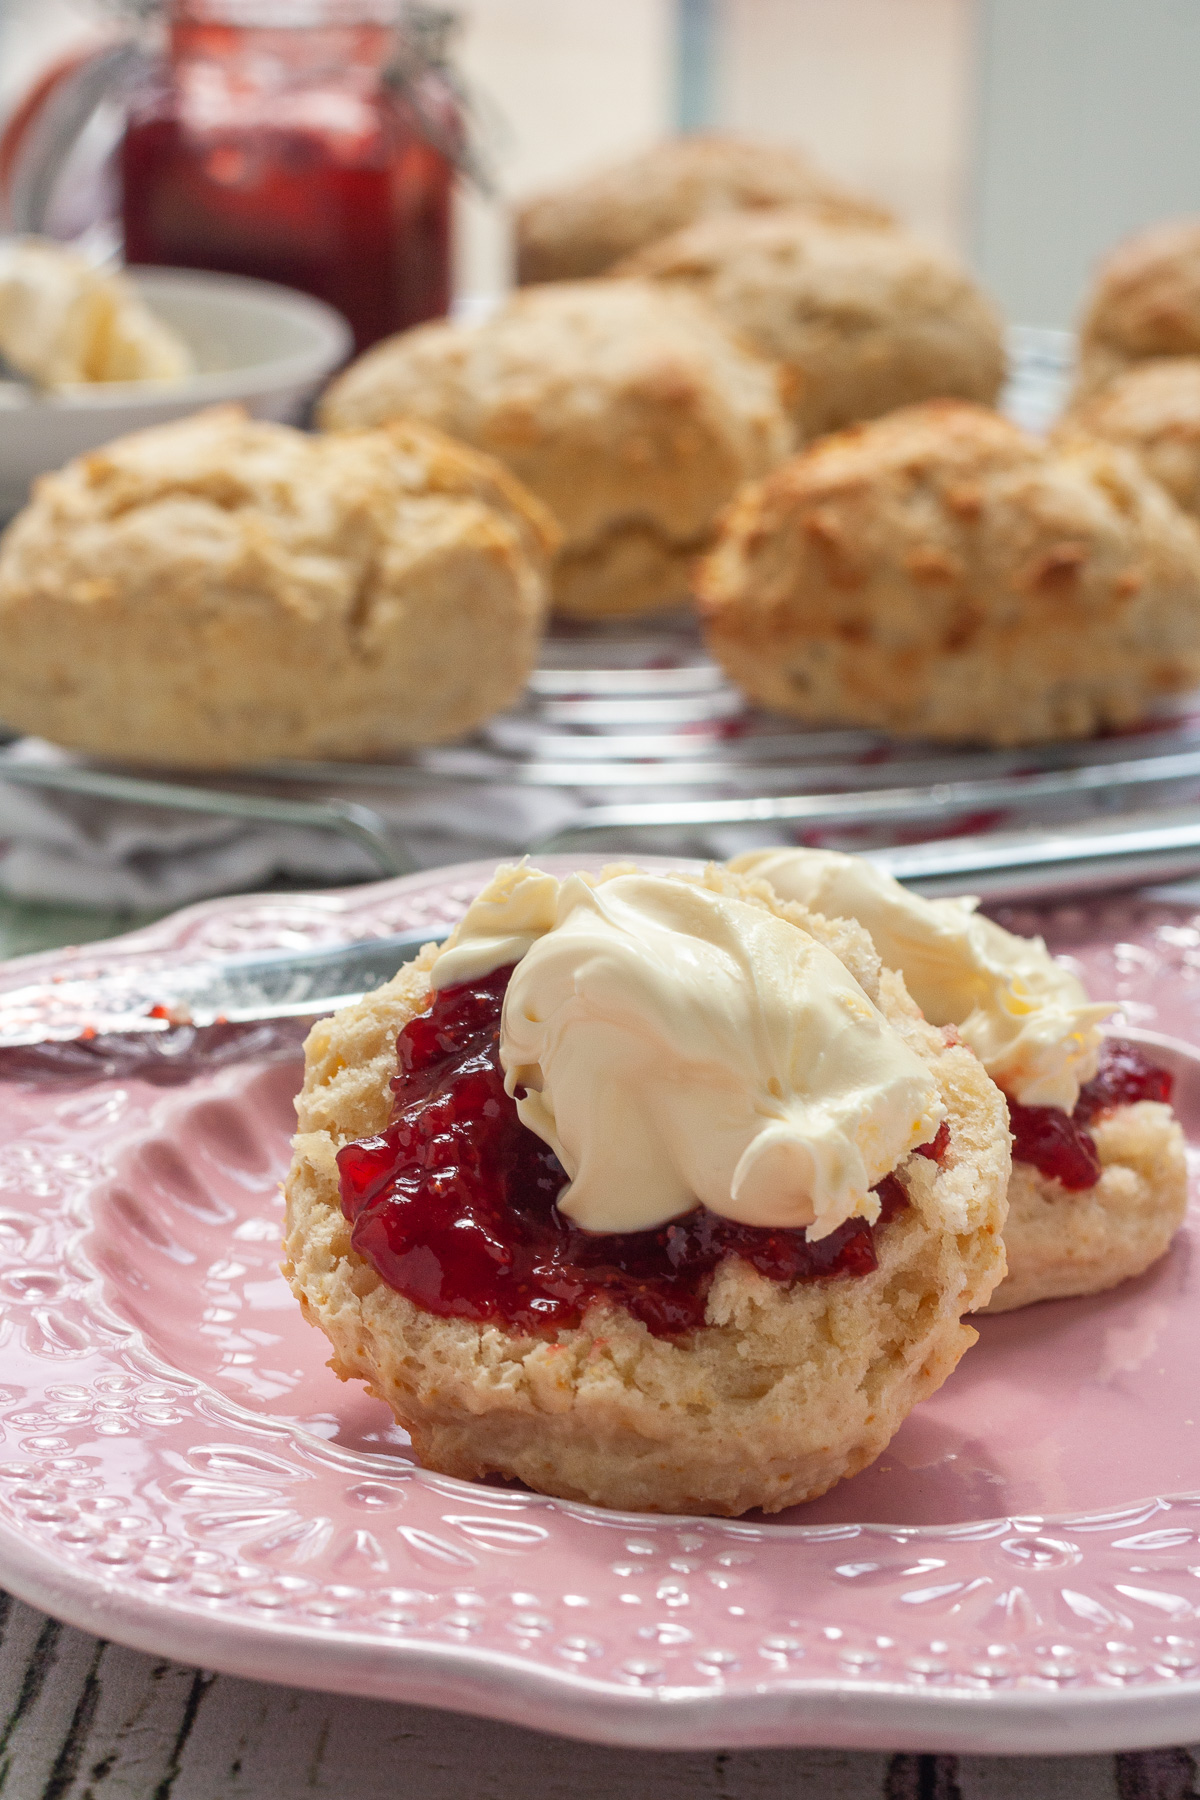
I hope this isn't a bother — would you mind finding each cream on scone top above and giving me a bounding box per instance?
[731,848,1111,1110]
[430,864,945,1241]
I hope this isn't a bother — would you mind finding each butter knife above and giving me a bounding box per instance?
[3,807,1200,1047]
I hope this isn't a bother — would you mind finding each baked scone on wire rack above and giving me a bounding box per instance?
[731,848,1188,1314]
[696,399,1200,745]
[0,406,559,767]
[513,133,893,285]
[1074,218,1200,400]
[614,209,1006,438]
[1058,356,1200,526]
[317,280,793,620]
[284,862,1009,1517]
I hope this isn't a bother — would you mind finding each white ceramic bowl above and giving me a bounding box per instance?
[0,265,353,520]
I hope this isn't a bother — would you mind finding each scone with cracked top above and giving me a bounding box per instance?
[697,399,1200,744]
[515,132,893,285]
[319,280,793,618]
[0,405,558,766]
[616,210,1006,437]
[284,862,1009,1517]
[1076,219,1200,398]
[1059,357,1200,524]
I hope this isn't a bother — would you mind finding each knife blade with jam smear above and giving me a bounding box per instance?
[4,807,1200,1047]
[0,926,451,1048]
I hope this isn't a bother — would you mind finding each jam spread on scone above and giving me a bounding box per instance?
[337,964,918,1337]
[336,864,949,1338]
[1006,1039,1173,1190]
[1074,1038,1173,1121]
[729,845,1188,1318]
[285,860,1012,1515]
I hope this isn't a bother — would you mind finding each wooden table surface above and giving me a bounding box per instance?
[0,1589,1196,1799]
[0,895,1195,1800]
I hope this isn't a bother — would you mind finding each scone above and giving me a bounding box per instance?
[1076,220,1200,399]
[1059,358,1200,523]
[285,861,1009,1517]
[998,1091,1187,1312]
[0,406,557,766]
[616,211,1006,437]
[697,399,1200,745]
[731,847,1188,1313]
[319,281,792,618]
[515,133,892,285]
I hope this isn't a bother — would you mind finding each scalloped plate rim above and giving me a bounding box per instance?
[5,1511,1200,1755]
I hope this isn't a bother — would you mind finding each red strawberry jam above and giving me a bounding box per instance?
[1075,1039,1173,1124]
[1006,1099,1102,1190]
[336,965,914,1339]
[1006,1039,1172,1191]
[915,1119,951,1163]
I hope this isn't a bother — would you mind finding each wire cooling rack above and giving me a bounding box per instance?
[11,324,1200,893]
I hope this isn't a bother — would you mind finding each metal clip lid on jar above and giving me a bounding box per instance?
[2,1,477,352]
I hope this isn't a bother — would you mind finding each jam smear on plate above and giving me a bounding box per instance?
[337,966,915,1338]
[1006,1039,1172,1190]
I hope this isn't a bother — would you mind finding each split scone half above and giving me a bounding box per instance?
[996,1103,1188,1312]
[732,848,1189,1316]
[285,864,1009,1518]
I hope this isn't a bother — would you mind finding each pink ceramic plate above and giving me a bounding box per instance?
[2,860,1200,1753]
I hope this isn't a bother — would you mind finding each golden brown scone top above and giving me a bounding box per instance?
[514,132,893,285]
[319,280,792,576]
[31,401,559,568]
[618,209,1007,437]
[697,398,1200,745]
[1077,219,1200,396]
[1059,356,1200,522]
[0,405,557,765]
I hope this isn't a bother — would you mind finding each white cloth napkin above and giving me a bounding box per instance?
[5,723,1196,910]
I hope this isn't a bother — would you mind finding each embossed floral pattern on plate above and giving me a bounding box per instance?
[2,860,1200,1753]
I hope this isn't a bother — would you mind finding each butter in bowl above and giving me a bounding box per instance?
[0,236,351,519]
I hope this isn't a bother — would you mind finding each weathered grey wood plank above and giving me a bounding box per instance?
[168,1677,895,1800]
[0,1604,108,1797]
[961,1754,1121,1799]
[0,1594,1196,1799]
[56,1652,212,1800]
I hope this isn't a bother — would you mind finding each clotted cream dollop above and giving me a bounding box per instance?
[730,848,1110,1111]
[431,864,943,1239]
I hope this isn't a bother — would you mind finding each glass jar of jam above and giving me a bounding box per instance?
[120,1,460,351]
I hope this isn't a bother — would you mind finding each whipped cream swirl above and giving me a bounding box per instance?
[432,864,943,1239]
[731,848,1110,1110]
